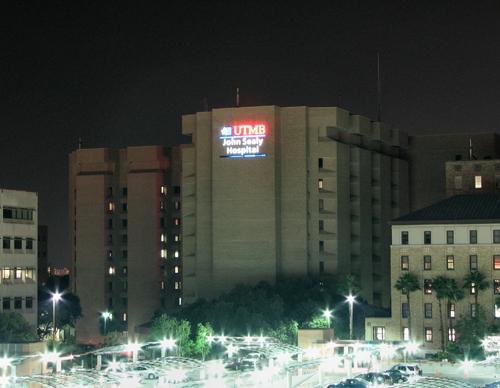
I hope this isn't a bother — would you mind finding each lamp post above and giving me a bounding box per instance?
[51,292,62,341]
[322,308,333,329]
[346,294,356,340]
[101,311,112,335]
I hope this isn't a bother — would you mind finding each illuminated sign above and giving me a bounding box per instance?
[219,123,268,158]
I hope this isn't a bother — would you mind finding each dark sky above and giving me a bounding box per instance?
[2,2,500,264]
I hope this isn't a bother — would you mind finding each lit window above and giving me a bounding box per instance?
[496,304,500,318]
[161,185,167,195]
[161,249,167,258]
[471,282,476,295]
[122,266,127,275]
[403,327,410,341]
[424,303,432,319]
[449,303,456,318]
[175,201,181,210]
[448,328,456,342]
[174,250,180,258]
[160,281,165,290]
[161,234,166,242]
[475,176,482,189]
[495,280,500,294]
[25,268,34,281]
[373,326,385,341]
[446,255,455,270]
[174,266,180,274]
[424,255,432,270]
[108,266,115,275]
[494,255,500,270]
[400,256,409,270]
[318,179,324,190]
[470,255,478,270]
[178,297,182,306]
[425,328,433,342]
[174,218,181,226]
[175,281,181,290]
[174,234,180,242]
[123,313,127,322]
[424,279,432,294]
[108,250,113,259]
[2,268,11,280]
[108,202,115,212]
[14,267,22,279]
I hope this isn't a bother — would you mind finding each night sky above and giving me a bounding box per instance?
[2,2,500,264]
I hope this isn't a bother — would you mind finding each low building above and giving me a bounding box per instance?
[446,158,500,197]
[365,193,500,351]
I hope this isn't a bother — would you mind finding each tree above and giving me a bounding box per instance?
[445,278,464,343]
[433,276,450,351]
[394,273,420,341]
[193,323,213,360]
[463,271,489,308]
[455,306,487,359]
[104,331,127,347]
[338,275,361,296]
[148,314,194,356]
[0,312,38,342]
[38,288,82,338]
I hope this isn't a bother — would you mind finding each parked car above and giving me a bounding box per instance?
[390,363,422,376]
[384,369,408,384]
[325,378,367,387]
[355,372,392,385]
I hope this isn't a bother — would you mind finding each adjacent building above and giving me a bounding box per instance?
[0,189,38,327]
[69,146,181,344]
[446,158,500,197]
[181,106,409,307]
[366,193,500,351]
[38,225,48,287]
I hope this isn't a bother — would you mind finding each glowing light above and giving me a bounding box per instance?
[217,334,226,344]
[41,350,60,363]
[206,334,215,344]
[0,356,12,369]
[219,123,269,158]
[379,343,396,359]
[52,291,62,302]
[276,352,291,364]
[159,337,176,350]
[404,341,419,355]
[461,358,474,372]
[125,341,142,353]
[106,359,121,371]
[304,347,320,359]
[322,308,333,319]
[258,335,266,346]
[101,311,112,320]
[244,335,253,344]
[346,294,356,304]
[226,344,237,358]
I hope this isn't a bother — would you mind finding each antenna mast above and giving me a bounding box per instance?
[377,52,382,122]
[236,87,240,107]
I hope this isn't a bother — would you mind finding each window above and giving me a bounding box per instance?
[25,268,34,281]
[319,241,324,252]
[424,279,432,294]
[373,326,385,341]
[13,238,22,250]
[424,303,432,319]
[106,187,113,198]
[108,202,115,212]
[122,266,128,275]
[175,281,182,290]
[496,176,500,189]
[425,328,433,342]
[319,261,324,274]
[2,268,11,280]
[446,231,454,244]
[14,298,22,309]
[174,234,180,242]
[122,187,128,197]
[403,327,410,341]
[108,282,113,292]
[401,231,409,245]
[470,255,478,270]
[449,303,456,318]
[178,297,182,306]
[108,266,115,275]
[448,328,456,342]
[123,280,128,291]
[174,186,180,194]
[496,304,500,318]
[319,199,324,211]
[494,255,500,270]
[161,233,166,242]
[175,201,181,210]
[122,298,127,308]
[108,234,113,244]
[475,176,482,189]
[174,218,181,226]
[160,281,165,290]
[471,282,476,295]
[122,219,127,228]
[161,185,167,195]
[470,230,477,244]
[424,255,432,270]
[174,250,180,258]
[424,231,431,244]
[446,255,455,270]
[122,203,128,213]
[174,266,180,274]
[26,238,33,250]
[122,250,128,260]
[318,158,324,168]
[3,237,10,249]
[495,230,500,244]
[494,280,500,294]
[2,298,10,310]
[107,219,113,229]
[26,297,33,309]
[318,179,324,190]
[319,220,324,231]
[3,207,33,221]
[454,176,462,189]
[400,256,409,270]
[161,249,167,258]
[402,303,409,318]
[107,250,113,259]
[14,267,22,280]
[471,303,477,318]
[122,234,127,243]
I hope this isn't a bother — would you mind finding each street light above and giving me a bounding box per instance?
[159,337,176,358]
[322,308,333,329]
[345,294,356,340]
[403,341,419,363]
[51,292,62,341]
[101,311,112,335]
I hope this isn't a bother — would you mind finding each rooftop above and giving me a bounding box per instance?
[393,193,500,224]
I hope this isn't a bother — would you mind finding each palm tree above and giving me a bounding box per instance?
[432,276,449,351]
[463,271,489,309]
[338,274,361,296]
[395,273,420,341]
[445,278,464,343]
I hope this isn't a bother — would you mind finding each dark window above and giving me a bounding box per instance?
[424,256,432,270]
[26,297,33,309]
[14,238,22,250]
[107,187,113,198]
[495,280,500,294]
[400,256,409,270]
[122,250,128,259]
[174,186,180,194]
[455,155,462,161]
[319,199,324,211]
[108,298,113,309]
[108,282,113,292]
[446,255,455,270]
[122,297,128,307]
[495,255,500,270]
[3,208,12,219]
[494,230,500,244]
[446,230,454,244]
[319,261,324,274]
[424,303,432,319]
[424,231,431,244]
[319,220,324,231]
[401,231,408,245]
[3,237,10,249]
[402,303,409,318]
[107,219,113,229]
[122,203,128,212]
[122,234,128,243]
[160,217,165,228]
[14,297,22,309]
[470,255,478,270]
[122,187,127,196]
[319,241,325,252]
[318,158,324,168]
[108,234,113,244]
[470,230,478,244]
[471,303,477,318]
[2,298,10,310]
[424,279,432,294]
[26,238,33,250]
[122,266,128,275]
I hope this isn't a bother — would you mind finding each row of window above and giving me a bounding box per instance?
[373,326,454,343]
[1,237,34,250]
[105,185,178,198]
[400,254,496,271]
[107,265,181,276]
[400,229,500,245]
[1,267,35,281]
[402,302,500,320]
[3,207,34,221]
[2,296,34,311]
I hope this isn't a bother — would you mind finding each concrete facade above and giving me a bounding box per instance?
[446,159,500,197]
[69,146,181,344]
[181,106,409,307]
[366,220,500,351]
[0,189,38,327]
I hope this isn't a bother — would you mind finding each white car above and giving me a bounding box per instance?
[390,363,422,376]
